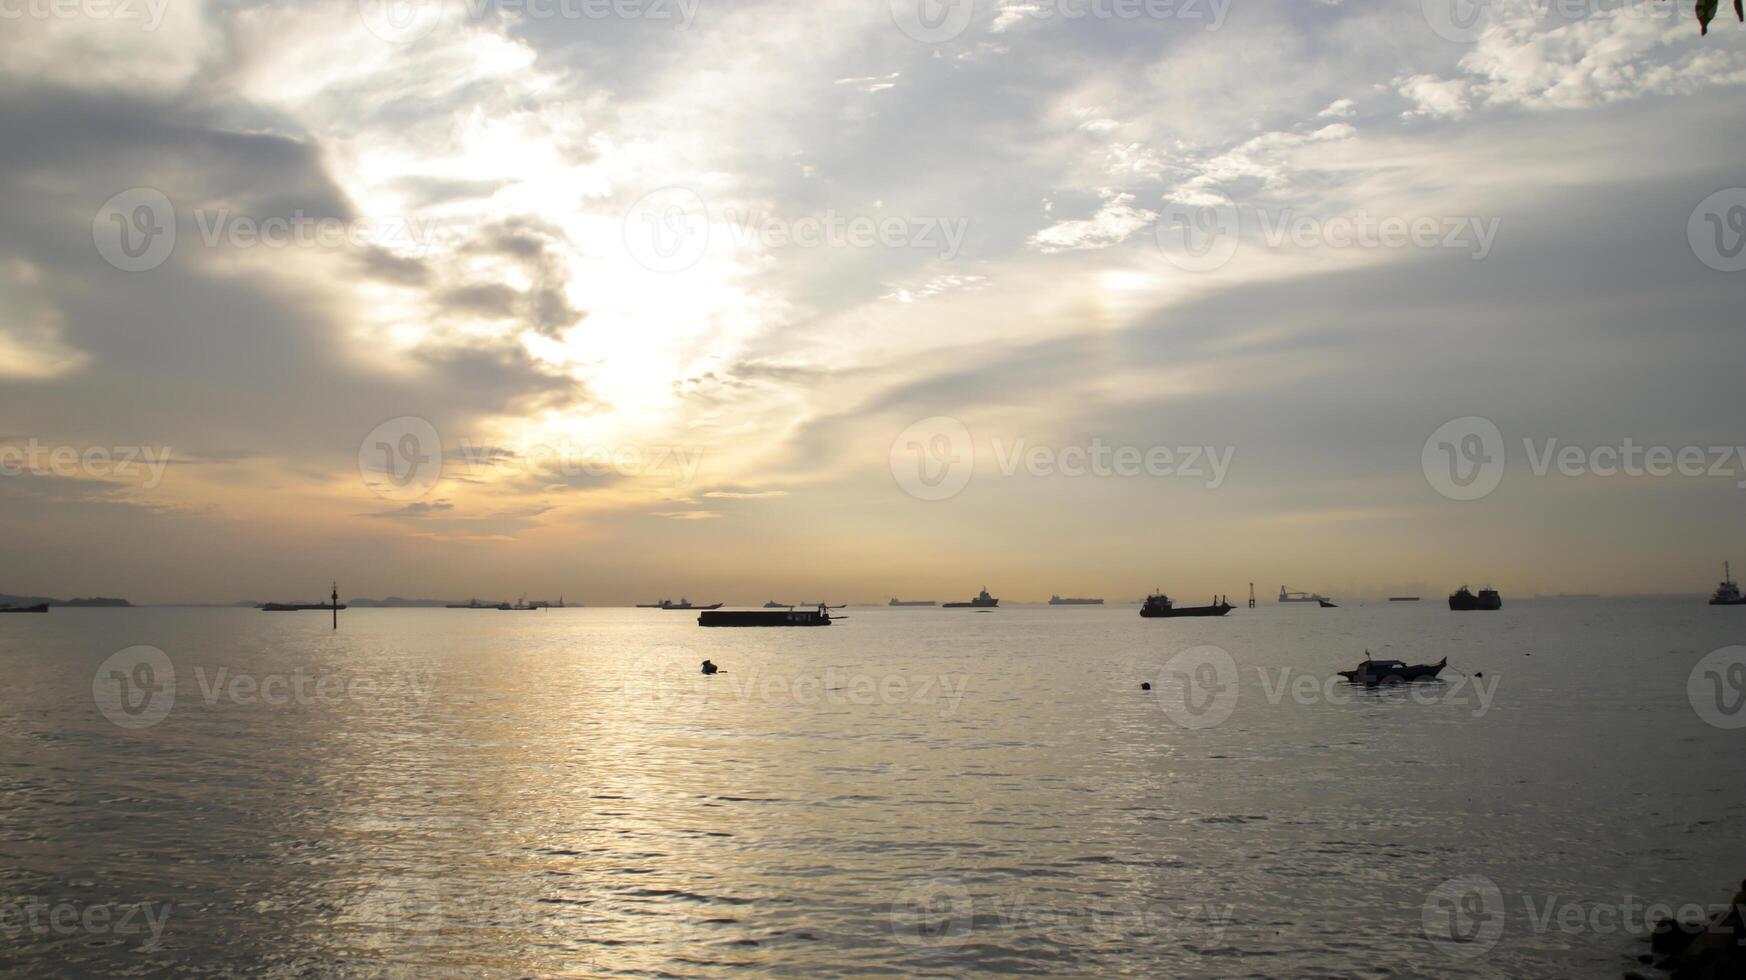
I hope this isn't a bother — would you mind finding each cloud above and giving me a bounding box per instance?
[365,500,456,519]
[1029,191,1158,252]
[0,263,87,379]
[701,489,789,499]
[4,0,1744,600]
[835,72,902,93]
[1397,74,1474,119]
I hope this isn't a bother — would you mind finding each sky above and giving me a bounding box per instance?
[1,0,1744,604]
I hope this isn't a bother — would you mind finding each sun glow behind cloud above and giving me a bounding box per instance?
[1,0,1744,599]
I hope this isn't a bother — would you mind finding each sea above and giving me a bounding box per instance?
[0,597,1740,977]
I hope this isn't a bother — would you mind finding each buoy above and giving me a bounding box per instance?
[1140,682,1151,691]
[1474,671,1483,678]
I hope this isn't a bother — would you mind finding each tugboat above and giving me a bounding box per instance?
[1048,595,1104,605]
[1711,562,1744,606]
[1337,652,1448,685]
[1139,593,1234,618]
[1448,585,1502,611]
[943,589,999,608]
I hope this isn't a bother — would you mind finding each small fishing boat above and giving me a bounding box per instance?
[1318,598,1338,608]
[1139,593,1233,618]
[1337,655,1448,685]
[0,603,49,613]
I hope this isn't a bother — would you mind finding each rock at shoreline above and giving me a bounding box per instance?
[1644,878,1746,980]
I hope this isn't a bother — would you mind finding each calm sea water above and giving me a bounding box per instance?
[1,599,1740,977]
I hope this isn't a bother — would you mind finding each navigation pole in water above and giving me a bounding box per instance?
[332,581,339,630]
[1248,582,1256,608]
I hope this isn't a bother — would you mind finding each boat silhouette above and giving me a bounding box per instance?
[1711,562,1743,605]
[1139,593,1233,618]
[1449,585,1502,610]
[943,589,998,608]
[1337,654,1448,685]
[700,604,834,627]
[637,598,722,610]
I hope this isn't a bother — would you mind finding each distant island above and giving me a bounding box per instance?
[0,593,132,607]
[157,597,492,608]
[232,597,479,608]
